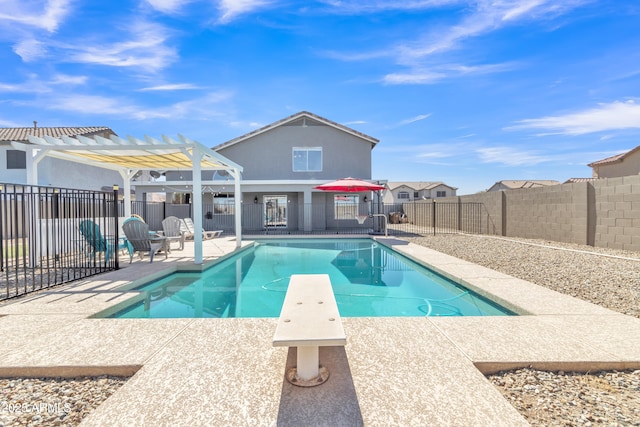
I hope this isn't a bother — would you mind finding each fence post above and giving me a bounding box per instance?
[0,184,3,274]
[432,199,436,236]
[113,185,120,270]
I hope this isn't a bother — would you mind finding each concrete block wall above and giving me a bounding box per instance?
[503,182,588,245]
[455,191,503,235]
[592,175,640,251]
[437,176,639,252]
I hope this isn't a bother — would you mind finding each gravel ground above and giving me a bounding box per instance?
[1,234,638,426]
[0,376,127,426]
[407,234,640,426]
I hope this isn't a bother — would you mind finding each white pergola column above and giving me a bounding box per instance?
[191,150,204,264]
[25,147,47,185]
[232,169,242,248]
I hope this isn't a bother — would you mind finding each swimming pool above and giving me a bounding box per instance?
[107,239,514,318]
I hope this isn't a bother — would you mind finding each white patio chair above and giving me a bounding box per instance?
[181,218,222,240]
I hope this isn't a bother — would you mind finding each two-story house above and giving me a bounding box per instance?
[0,125,123,191]
[139,111,380,232]
[382,182,457,204]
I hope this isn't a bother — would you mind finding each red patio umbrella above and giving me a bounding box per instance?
[313,177,385,192]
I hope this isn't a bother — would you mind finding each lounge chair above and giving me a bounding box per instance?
[181,217,222,240]
[122,219,167,263]
[161,216,185,251]
[79,220,130,261]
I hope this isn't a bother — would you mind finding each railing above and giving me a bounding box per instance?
[195,201,485,236]
[1,190,486,301]
[1,183,119,301]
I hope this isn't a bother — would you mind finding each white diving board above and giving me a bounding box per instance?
[273,274,346,386]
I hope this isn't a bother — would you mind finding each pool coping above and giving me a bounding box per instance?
[0,236,638,426]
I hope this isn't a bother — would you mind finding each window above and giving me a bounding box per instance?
[436,191,446,197]
[413,191,419,198]
[293,147,322,172]
[213,196,235,214]
[6,150,26,169]
[397,191,410,199]
[334,195,358,220]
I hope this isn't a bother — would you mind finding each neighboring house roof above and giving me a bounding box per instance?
[491,180,560,190]
[213,111,379,151]
[564,178,597,184]
[587,145,640,167]
[386,181,458,191]
[0,126,115,143]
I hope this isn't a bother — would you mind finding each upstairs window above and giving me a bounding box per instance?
[398,191,410,199]
[6,150,26,169]
[436,191,446,197]
[293,147,322,172]
[414,191,419,198]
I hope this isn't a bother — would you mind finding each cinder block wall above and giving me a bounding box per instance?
[442,176,639,251]
[592,175,640,251]
[503,182,588,244]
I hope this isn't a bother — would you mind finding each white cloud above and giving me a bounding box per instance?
[476,146,550,166]
[319,0,462,13]
[67,21,176,71]
[218,0,272,24]
[50,74,87,85]
[42,91,234,120]
[399,114,431,125]
[398,0,590,60]
[0,73,86,94]
[138,83,201,91]
[13,39,47,62]
[0,118,25,127]
[0,0,72,32]
[508,100,640,135]
[384,62,515,85]
[384,71,446,85]
[145,0,190,14]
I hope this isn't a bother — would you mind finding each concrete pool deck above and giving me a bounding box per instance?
[0,236,639,426]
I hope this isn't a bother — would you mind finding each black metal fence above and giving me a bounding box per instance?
[178,201,486,236]
[1,186,486,301]
[1,183,119,301]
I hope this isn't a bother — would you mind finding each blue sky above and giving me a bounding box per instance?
[1,0,639,194]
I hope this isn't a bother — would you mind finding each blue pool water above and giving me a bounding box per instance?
[109,239,514,318]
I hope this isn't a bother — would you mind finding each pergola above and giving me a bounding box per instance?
[11,133,244,264]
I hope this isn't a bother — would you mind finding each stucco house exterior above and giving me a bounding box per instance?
[0,125,123,191]
[487,180,560,192]
[139,111,381,232]
[382,182,457,204]
[588,145,640,178]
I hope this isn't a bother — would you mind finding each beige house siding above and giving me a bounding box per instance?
[590,147,640,178]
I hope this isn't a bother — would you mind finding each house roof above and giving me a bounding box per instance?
[0,126,114,143]
[587,145,640,167]
[386,181,458,191]
[564,178,597,184]
[492,180,560,189]
[212,111,379,151]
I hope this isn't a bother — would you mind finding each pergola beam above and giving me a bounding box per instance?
[11,133,244,264]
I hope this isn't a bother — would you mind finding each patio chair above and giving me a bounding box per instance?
[122,219,168,263]
[79,220,130,261]
[181,217,222,240]
[161,216,185,251]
